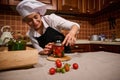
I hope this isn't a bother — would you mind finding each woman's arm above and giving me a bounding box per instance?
[44,13,80,46]
[62,25,79,46]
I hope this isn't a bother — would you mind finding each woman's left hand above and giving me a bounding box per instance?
[62,25,79,46]
[62,32,76,46]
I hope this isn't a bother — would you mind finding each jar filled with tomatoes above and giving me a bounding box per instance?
[53,36,64,58]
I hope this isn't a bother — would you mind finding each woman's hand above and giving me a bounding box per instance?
[62,32,76,46]
[62,25,79,46]
[39,42,54,55]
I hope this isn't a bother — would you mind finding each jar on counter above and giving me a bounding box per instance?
[7,38,15,51]
[53,36,64,58]
[14,40,26,50]
[7,39,26,51]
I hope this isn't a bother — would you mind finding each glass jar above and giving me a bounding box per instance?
[53,36,64,58]
[14,40,26,50]
[7,39,26,51]
[8,38,15,51]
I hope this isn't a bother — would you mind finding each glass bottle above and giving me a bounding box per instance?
[53,36,64,58]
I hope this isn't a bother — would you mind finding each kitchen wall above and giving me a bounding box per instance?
[0,14,29,37]
[0,6,120,40]
[94,10,120,39]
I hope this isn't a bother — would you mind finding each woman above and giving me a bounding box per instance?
[16,0,80,55]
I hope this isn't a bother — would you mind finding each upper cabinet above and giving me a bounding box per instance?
[57,0,99,14]
[0,0,57,10]
[58,0,80,13]
[57,0,120,14]
[0,0,21,5]
[0,0,119,14]
[38,0,57,10]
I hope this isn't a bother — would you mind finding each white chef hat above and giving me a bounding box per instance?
[16,0,47,18]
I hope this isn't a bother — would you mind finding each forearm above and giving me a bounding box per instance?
[69,24,80,36]
[62,24,80,46]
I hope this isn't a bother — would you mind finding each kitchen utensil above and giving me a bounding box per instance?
[90,35,100,41]
[0,25,13,44]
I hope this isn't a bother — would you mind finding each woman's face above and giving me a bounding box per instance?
[23,12,42,30]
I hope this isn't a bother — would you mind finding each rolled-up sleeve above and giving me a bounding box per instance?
[43,13,80,30]
[26,30,43,52]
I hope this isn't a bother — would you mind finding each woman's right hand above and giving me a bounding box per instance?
[39,42,54,55]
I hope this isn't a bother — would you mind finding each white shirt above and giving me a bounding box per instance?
[26,13,80,52]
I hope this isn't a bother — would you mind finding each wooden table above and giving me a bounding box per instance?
[0,46,39,70]
[0,51,120,80]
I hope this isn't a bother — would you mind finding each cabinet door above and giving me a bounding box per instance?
[58,0,80,12]
[91,44,120,53]
[0,0,57,10]
[0,0,8,5]
[104,45,120,53]
[0,0,22,5]
[91,44,104,52]
[71,44,90,53]
[58,0,99,14]
[38,0,57,10]
[9,0,22,5]
[101,0,120,9]
[85,0,96,13]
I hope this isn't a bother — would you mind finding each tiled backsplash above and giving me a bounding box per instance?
[0,9,120,40]
[0,14,29,38]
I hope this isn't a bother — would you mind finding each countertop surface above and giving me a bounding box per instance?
[0,46,35,52]
[0,39,120,46]
[75,39,120,45]
[0,51,120,80]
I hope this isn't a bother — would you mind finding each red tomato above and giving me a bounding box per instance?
[49,67,56,75]
[56,61,62,68]
[55,59,61,64]
[73,63,79,69]
[57,53,62,57]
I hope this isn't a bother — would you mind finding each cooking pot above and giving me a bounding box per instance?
[90,35,100,41]
[0,25,13,44]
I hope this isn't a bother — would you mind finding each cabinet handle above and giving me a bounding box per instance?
[69,8,73,10]
[74,45,79,48]
[99,46,103,48]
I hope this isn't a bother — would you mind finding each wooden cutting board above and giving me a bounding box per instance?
[0,49,39,71]
[47,55,71,61]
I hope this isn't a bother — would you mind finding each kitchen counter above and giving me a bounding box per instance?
[75,39,120,45]
[0,46,35,52]
[0,51,120,80]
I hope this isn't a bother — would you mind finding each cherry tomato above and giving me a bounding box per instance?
[64,63,70,72]
[49,67,56,75]
[73,63,79,69]
[56,61,62,68]
[55,59,61,64]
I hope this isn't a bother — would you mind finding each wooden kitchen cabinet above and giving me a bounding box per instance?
[71,44,120,53]
[58,0,80,13]
[0,0,21,5]
[71,44,91,53]
[0,0,57,10]
[9,0,21,5]
[0,0,8,5]
[91,44,120,53]
[38,0,57,10]
[57,0,101,14]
